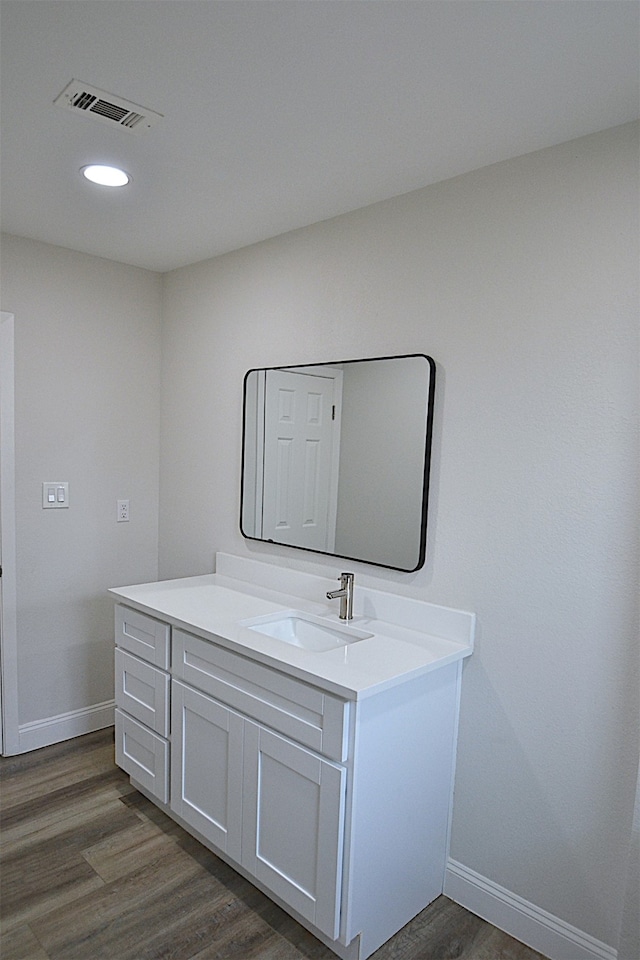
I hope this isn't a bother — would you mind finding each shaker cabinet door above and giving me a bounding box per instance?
[171,680,243,862]
[241,723,346,940]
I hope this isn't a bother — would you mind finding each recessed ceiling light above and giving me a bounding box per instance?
[81,164,131,187]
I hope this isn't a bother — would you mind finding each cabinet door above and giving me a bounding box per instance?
[171,680,243,862]
[242,723,346,940]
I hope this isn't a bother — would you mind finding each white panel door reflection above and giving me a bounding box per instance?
[261,368,342,552]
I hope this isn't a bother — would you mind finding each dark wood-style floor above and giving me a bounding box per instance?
[1,729,548,960]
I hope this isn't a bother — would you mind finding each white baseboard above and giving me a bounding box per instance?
[444,858,617,960]
[18,700,115,754]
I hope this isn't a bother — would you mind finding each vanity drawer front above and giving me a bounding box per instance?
[115,648,170,738]
[173,630,349,762]
[115,708,169,804]
[115,604,170,669]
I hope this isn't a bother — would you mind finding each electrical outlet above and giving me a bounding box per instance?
[117,499,130,522]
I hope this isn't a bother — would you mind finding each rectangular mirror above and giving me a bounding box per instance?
[241,354,436,572]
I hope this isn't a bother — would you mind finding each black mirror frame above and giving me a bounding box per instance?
[240,353,436,573]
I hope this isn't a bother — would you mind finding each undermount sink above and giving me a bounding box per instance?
[241,610,373,653]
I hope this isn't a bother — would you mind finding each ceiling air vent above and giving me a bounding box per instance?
[53,80,163,134]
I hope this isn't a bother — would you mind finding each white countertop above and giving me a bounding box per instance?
[109,560,473,700]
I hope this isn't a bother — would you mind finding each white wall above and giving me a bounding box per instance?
[0,236,162,736]
[159,123,639,954]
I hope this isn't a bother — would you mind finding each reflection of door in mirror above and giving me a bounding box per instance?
[258,368,342,552]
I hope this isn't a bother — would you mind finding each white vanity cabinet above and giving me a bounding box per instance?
[111,566,473,960]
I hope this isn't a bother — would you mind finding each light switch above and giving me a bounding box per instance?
[42,482,69,508]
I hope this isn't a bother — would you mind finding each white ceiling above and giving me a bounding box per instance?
[1,1,638,273]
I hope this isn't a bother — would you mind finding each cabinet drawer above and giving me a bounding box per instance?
[115,708,169,804]
[173,630,349,762]
[115,604,170,669]
[115,648,169,737]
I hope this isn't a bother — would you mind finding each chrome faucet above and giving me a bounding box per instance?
[326,572,355,621]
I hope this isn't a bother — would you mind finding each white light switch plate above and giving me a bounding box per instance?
[42,482,69,508]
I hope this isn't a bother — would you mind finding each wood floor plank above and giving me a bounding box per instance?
[81,816,183,883]
[1,760,145,933]
[0,922,51,960]
[1,773,139,857]
[116,888,277,960]
[1,844,105,935]
[370,895,485,958]
[463,925,549,960]
[185,915,302,960]
[0,729,123,811]
[30,840,234,959]
[364,897,548,960]
[184,890,338,960]
[0,793,134,930]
